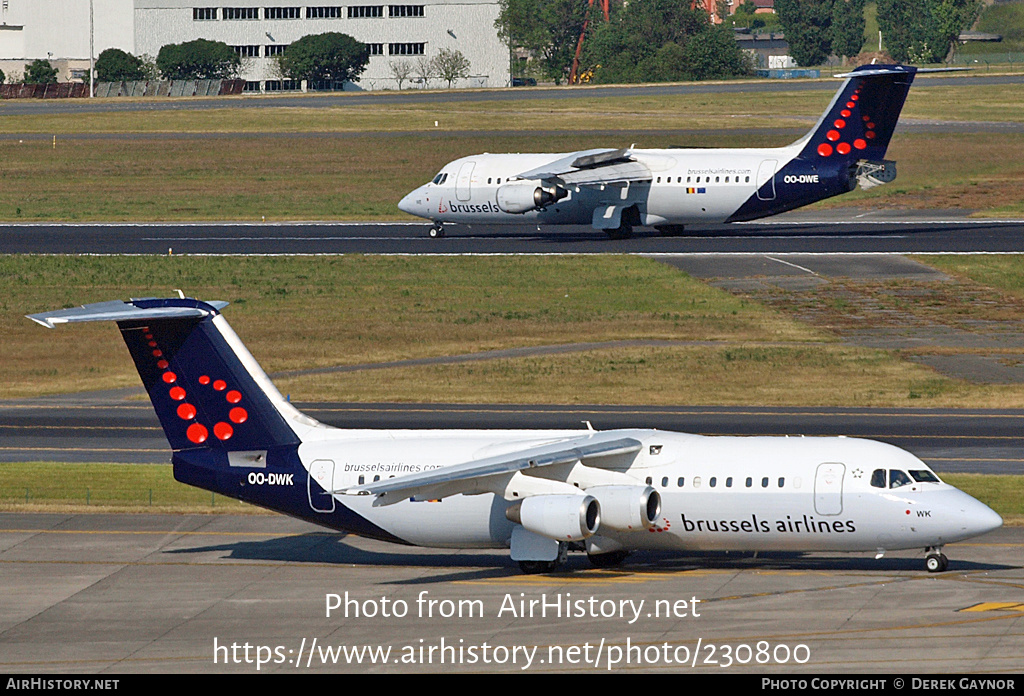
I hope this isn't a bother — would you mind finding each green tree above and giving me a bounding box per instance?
[831,0,866,60]
[682,25,755,80]
[95,48,147,82]
[276,33,369,85]
[156,39,240,80]
[0,68,5,85]
[582,0,748,83]
[877,0,980,63]
[495,0,590,83]
[433,48,471,88]
[775,0,834,66]
[24,59,58,84]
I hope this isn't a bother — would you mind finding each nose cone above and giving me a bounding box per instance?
[951,489,1003,541]
[398,188,425,218]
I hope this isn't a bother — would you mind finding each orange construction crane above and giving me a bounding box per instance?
[568,0,610,84]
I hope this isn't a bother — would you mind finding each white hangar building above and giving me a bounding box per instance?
[0,0,510,90]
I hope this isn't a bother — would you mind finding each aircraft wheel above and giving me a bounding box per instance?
[428,225,445,238]
[519,560,558,574]
[587,549,630,568]
[604,224,632,240]
[925,552,948,573]
[656,225,686,237]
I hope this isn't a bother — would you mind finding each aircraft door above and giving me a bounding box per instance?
[308,459,336,513]
[756,159,778,201]
[455,161,475,201]
[814,462,845,515]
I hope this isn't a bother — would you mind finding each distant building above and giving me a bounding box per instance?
[0,0,509,90]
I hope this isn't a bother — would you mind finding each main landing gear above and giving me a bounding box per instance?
[925,546,949,573]
[428,223,445,238]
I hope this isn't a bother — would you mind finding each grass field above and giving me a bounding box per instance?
[12,254,1024,408]
[1,463,1018,524]
[0,79,1022,220]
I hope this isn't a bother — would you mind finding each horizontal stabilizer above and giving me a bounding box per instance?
[27,298,228,329]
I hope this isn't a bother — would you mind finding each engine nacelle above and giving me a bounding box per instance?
[505,494,600,541]
[587,485,661,532]
[496,182,568,214]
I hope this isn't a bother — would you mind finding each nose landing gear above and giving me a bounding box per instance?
[428,223,445,238]
[925,546,949,572]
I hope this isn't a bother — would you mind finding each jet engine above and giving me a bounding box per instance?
[496,182,568,214]
[587,485,661,532]
[505,494,600,541]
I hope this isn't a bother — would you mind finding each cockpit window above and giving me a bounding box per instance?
[889,470,913,488]
[870,469,886,488]
[909,470,941,483]
[431,172,448,185]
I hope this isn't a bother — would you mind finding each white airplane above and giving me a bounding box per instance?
[398,64,918,238]
[29,297,1001,573]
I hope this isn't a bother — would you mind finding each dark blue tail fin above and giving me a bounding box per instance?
[28,298,303,453]
[796,64,917,163]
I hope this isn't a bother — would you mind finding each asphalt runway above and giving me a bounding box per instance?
[0,511,1019,674]
[1,72,1019,116]
[4,213,1024,254]
[3,399,1024,474]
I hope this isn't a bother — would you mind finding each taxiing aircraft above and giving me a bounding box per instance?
[30,298,1001,573]
[398,64,919,238]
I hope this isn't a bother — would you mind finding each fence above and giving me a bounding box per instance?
[0,79,245,99]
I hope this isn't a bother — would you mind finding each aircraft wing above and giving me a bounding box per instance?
[338,432,643,506]
[515,147,652,186]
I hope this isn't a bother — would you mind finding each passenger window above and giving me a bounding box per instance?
[745,477,752,488]
[778,477,784,487]
[661,477,669,487]
[487,178,492,184]
[646,477,652,485]
[677,477,684,487]
[871,469,886,488]
[693,476,702,488]
[726,477,733,488]
[358,475,364,485]
[761,477,769,488]
[709,477,717,487]
[910,470,941,483]
[889,470,913,488]
[373,475,380,482]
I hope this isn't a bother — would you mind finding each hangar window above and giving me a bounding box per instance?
[265,44,287,56]
[307,6,343,17]
[389,42,425,55]
[389,4,425,17]
[193,7,218,20]
[349,5,384,17]
[223,7,259,19]
[367,43,384,55]
[243,81,260,92]
[265,6,301,19]
[232,45,260,57]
